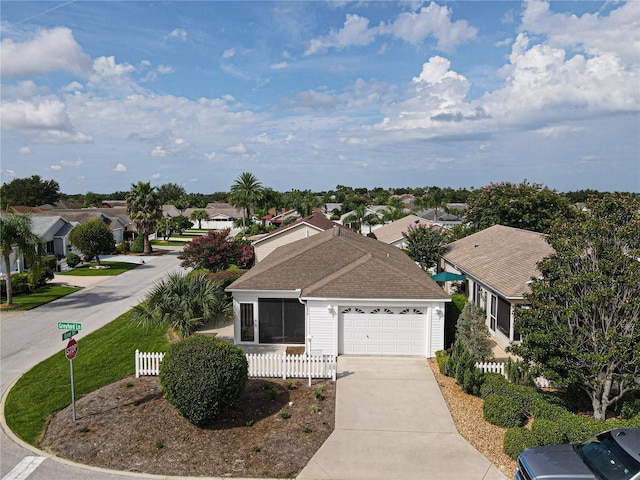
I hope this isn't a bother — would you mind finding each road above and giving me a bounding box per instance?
[0,252,185,480]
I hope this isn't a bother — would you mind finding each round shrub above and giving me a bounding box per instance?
[619,396,640,419]
[479,372,509,399]
[116,241,130,254]
[159,336,248,426]
[66,253,81,268]
[504,427,537,459]
[483,394,526,428]
[531,418,566,446]
[130,235,144,254]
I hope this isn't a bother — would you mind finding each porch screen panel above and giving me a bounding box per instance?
[283,300,305,344]
[258,299,305,344]
[496,296,511,338]
[258,299,282,343]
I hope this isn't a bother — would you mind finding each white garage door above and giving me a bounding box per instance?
[339,307,426,355]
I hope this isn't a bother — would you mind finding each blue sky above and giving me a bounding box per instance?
[1,1,638,194]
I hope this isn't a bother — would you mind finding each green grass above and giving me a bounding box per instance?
[0,285,81,310]
[4,311,170,446]
[57,261,139,276]
[150,240,188,246]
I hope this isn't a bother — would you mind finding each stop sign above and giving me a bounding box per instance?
[65,338,78,360]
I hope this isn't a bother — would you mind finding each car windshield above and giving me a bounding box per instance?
[576,432,640,480]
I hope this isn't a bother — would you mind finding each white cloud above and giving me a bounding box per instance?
[60,159,83,168]
[48,165,62,170]
[113,163,127,172]
[305,14,377,55]
[384,2,477,51]
[1,80,50,99]
[1,99,72,130]
[19,146,31,154]
[189,178,198,182]
[535,125,584,138]
[157,65,173,74]
[61,81,84,92]
[206,152,217,160]
[151,146,168,157]
[151,173,161,180]
[35,131,93,144]
[166,28,187,41]
[270,61,289,70]
[283,90,338,109]
[222,48,236,59]
[1,169,16,177]
[92,56,135,79]
[0,27,93,78]
[224,143,248,154]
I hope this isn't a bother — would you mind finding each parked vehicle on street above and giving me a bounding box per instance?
[516,428,640,480]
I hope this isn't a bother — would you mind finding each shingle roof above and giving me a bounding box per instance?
[253,212,340,245]
[30,216,64,238]
[372,215,441,244]
[228,227,448,300]
[442,225,554,299]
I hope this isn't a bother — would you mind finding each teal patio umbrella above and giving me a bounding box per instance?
[431,271,466,282]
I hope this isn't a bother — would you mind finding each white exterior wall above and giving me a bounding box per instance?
[306,300,337,356]
[254,226,321,263]
[427,304,445,357]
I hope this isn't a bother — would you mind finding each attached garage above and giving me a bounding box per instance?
[339,307,426,355]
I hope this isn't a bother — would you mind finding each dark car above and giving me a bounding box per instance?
[516,428,640,480]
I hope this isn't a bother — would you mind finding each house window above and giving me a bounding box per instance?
[473,283,482,306]
[258,299,305,344]
[490,294,497,332]
[240,303,254,342]
[46,240,55,255]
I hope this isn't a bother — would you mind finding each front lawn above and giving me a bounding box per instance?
[4,311,170,445]
[58,261,139,276]
[150,240,188,246]
[0,285,81,310]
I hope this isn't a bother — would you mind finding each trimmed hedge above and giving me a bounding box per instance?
[531,418,566,446]
[130,235,144,254]
[483,394,526,428]
[504,427,537,459]
[159,335,248,426]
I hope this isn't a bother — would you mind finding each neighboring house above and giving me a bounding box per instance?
[30,216,74,258]
[0,215,74,277]
[252,212,340,262]
[339,205,387,233]
[369,215,441,249]
[33,210,126,244]
[415,208,462,227]
[227,227,450,357]
[439,225,554,349]
[188,202,244,230]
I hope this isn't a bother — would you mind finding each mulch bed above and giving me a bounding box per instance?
[41,376,335,478]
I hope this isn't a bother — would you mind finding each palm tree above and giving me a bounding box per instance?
[189,209,209,229]
[416,187,447,221]
[343,204,380,234]
[0,214,44,305]
[130,271,231,338]
[229,172,264,229]
[126,181,162,254]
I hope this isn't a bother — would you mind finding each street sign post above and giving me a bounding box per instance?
[65,338,78,421]
[61,330,78,341]
[58,322,82,331]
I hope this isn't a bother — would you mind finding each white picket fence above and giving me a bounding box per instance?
[135,350,165,377]
[135,350,336,381]
[475,360,552,388]
[475,361,505,376]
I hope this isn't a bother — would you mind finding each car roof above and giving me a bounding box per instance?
[607,429,640,460]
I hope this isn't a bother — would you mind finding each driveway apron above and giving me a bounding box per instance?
[298,356,507,480]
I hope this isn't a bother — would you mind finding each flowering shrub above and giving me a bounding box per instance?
[178,228,255,271]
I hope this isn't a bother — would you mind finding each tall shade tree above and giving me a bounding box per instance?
[0,214,44,304]
[69,220,115,266]
[229,172,264,229]
[283,189,323,217]
[131,271,232,338]
[0,175,60,209]
[189,209,209,229]
[126,181,162,254]
[511,193,640,420]
[402,224,451,271]
[464,180,576,234]
[156,183,187,205]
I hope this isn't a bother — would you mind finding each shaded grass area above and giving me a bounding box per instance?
[57,261,139,276]
[4,312,170,445]
[0,285,81,310]
[150,240,188,246]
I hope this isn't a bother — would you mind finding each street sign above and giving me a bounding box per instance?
[65,338,78,360]
[61,330,78,341]
[58,322,82,331]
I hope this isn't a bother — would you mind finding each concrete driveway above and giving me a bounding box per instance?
[298,356,507,480]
